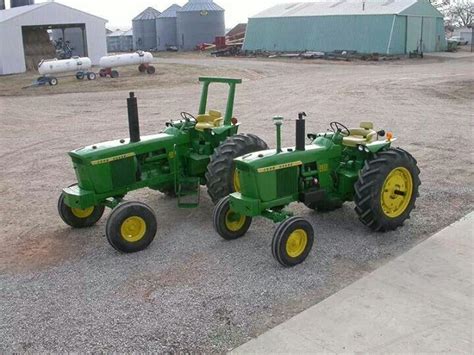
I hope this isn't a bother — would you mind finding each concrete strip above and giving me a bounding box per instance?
[233,213,474,354]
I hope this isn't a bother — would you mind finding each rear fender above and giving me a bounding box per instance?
[366,138,396,154]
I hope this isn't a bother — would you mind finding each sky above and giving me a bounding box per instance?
[14,0,296,30]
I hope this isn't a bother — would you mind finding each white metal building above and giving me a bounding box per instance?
[0,2,107,75]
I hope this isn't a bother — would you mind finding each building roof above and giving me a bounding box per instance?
[158,4,181,18]
[0,2,107,23]
[108,29,133,37]
[179,0,224,12]
[251,0,437,18]
[133,7,161,21]
[226,23,247,37]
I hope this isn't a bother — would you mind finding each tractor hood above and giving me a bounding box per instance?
[235,142,338,172]
[69,133,187,164]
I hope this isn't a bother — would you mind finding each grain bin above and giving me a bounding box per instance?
[132,7,161,51]
[10,0,34,7]
[177,0,225,51]
[156,4,181,51]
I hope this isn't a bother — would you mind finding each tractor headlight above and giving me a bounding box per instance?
[358,145,364,152]
[364,147,370,153]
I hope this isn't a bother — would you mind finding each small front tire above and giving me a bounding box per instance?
[213,196,252,240]
[272,217,314,267]
[49,77,58,86]
[58,192,105,228]
[87,72,97,80]
[146,65,156,75]
[111,70,119,78]
[106,201,157,253]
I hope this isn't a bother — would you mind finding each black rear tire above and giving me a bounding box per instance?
[146,65,156,75]
[206,134,268,204]
[111,70,119,78]
[213,196,252,240]
[106,201,157,253]
[354,148,421,232]
[272,217,314,267]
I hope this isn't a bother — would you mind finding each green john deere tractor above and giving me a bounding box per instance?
[213,113,420,267]
[58,77,268,252]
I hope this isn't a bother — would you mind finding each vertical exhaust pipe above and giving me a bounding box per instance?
[296,112,306,151]
[127,92,141,143]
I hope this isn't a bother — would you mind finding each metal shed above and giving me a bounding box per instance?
[132,7,161,51]
[156,4,181,51]
[0,2,107,75]
[177,0,225,50]
[243,0,446,55]
[107,29,133,53]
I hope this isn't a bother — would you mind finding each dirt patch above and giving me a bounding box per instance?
[0,229,84,274]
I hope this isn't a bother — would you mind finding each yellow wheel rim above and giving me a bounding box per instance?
[120,216,147,242]
[225,210,246,232]
[233,169,241,192]
[286,229,308,258]
[381,167,413,218]
[71,207,94,219]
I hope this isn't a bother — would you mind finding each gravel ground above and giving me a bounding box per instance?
[0,54,473,352]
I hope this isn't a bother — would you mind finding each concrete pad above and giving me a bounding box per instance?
[233,213,474,354]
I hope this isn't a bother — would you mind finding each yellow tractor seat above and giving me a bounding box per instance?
[195,110,224,131]
[342,122,377,147]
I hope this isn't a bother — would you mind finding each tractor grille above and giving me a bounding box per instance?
[277,168,298,196]
[110,157,136,188]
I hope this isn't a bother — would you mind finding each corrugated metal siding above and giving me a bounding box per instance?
[388,15,407,54]
[133,18,157,50]
[156,17,178,50]
[244,15,395,54]
[436,17,447,50]
[176,10,225,50]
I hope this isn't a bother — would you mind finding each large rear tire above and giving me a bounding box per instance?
[354,148,420,232]
[206,134,268,204]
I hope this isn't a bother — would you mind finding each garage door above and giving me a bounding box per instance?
[406,16,422,53]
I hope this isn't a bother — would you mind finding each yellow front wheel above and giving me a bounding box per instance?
[58,190,105,228]
[213,196,252,240]
[272,217,314,267]
[106,201,157,253]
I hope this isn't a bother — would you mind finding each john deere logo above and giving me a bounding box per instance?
[200,10,209,16]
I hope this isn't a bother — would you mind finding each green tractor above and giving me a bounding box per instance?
[213,113,420,267]
[58,77,268,252]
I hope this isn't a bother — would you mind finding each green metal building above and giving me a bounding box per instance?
[243,0,446,55]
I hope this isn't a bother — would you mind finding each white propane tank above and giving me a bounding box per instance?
[99,51,154,69]
[38,57,92,75]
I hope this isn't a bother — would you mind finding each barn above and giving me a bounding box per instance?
[243,0,446,55]
[0,1,107,75]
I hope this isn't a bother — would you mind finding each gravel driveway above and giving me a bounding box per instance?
[1,55,473,352]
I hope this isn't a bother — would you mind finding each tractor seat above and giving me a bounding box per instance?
[195,110,224,131]
[342,122,377,147]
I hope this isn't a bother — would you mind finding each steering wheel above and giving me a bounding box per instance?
[330,122,351,137]
[180,112,196,122]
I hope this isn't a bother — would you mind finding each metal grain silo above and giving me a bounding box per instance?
[177,0,225,51]
[156,4,181,51]
[132,7,161,51]
[10,0,34,7]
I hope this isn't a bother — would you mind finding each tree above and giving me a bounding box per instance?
[431,0,473,27]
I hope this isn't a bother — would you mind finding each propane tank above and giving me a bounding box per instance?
[38,57,92,75]
[99,51,153,69]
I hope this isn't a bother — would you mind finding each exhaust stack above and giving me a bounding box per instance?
[127,92,141,143]
[296,112,306,151]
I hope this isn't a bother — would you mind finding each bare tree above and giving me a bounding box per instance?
[431,0,473,27]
